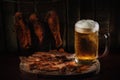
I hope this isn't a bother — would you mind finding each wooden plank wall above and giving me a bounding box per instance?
[0,0,119,53]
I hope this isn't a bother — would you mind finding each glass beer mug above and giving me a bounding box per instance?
[74,19,109,72]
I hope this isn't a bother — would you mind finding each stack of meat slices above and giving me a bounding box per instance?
[19,52,89,75]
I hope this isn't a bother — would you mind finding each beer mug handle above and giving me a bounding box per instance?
[98,33,110,58]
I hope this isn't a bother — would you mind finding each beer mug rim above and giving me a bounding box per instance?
[75,19,99,33]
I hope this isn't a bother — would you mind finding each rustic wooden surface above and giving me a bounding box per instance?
[0,51,120,80]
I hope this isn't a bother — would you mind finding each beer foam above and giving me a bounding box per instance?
[75,19,99,33]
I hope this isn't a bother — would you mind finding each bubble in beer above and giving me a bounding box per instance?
[75,19,99,33]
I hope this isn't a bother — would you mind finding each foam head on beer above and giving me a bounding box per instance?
[75,19,99,33]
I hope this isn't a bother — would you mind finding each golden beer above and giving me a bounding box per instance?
[74,20,99,64]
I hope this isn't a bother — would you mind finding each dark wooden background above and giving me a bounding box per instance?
[0,0,120,53]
